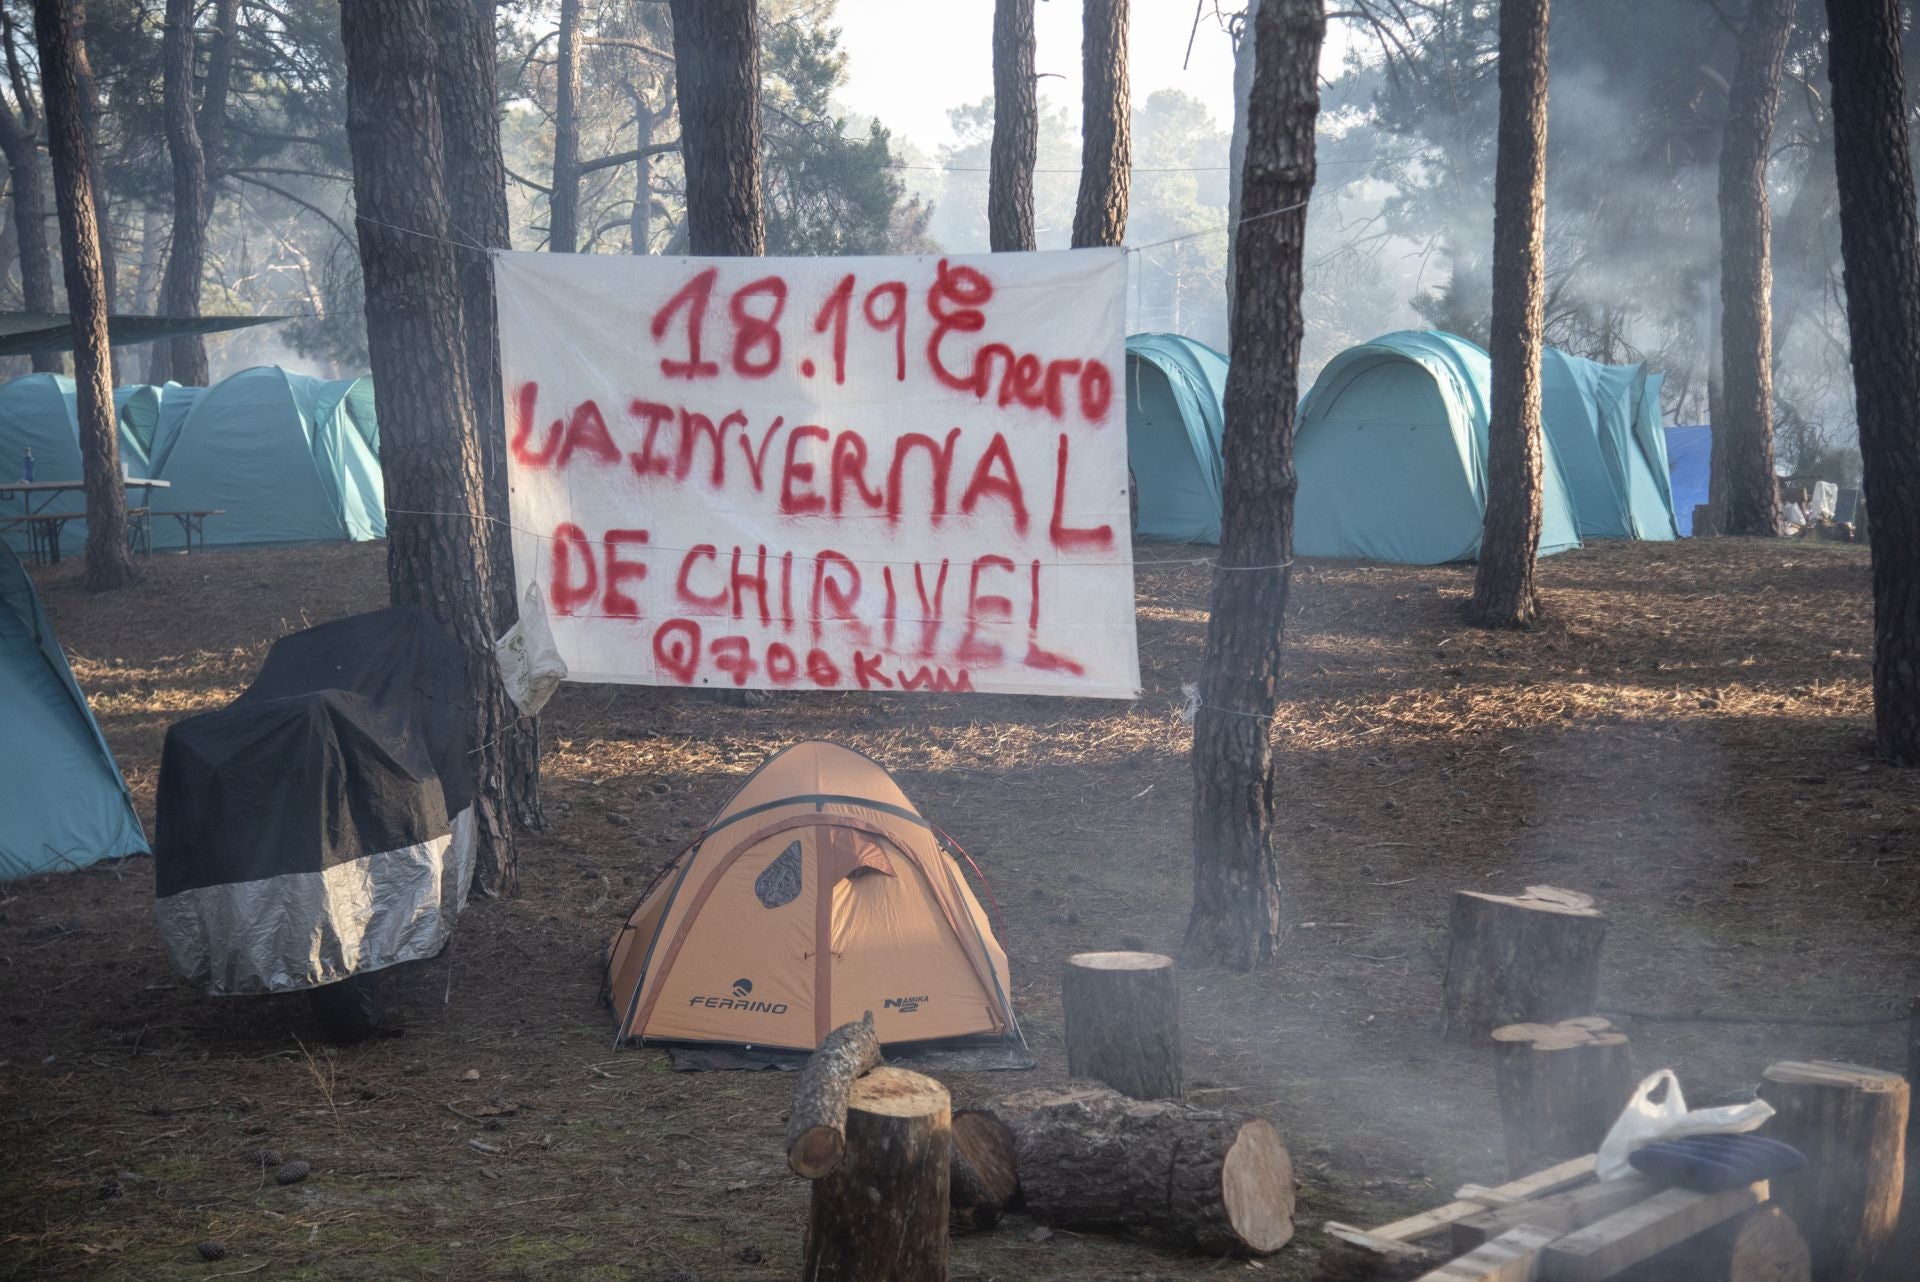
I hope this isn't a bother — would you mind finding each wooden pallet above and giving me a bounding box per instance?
[1322,1154,1780,1282]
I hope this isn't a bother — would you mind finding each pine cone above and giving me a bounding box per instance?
[273,1160,310,1185]
[195,1241,228,1261]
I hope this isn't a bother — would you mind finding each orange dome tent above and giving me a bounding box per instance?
[606,742,1018,1052]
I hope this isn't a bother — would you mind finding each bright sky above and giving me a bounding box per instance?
[831,1,1245,152]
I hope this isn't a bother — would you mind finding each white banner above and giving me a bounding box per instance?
[493,249,1140,699]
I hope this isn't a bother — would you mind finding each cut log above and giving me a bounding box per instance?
[1443,887,1607,1037]
[801,1065,951,1282]
[1452,1173,1655,1253]
[988,1083,1294,1256]
[1757,1059,1908,1282]
[948,1108,1018,1229]
[1538,1181,1767,1282]
[1062,951,1183,1099]
[786,1011,882,1179]
[1491,1017,1634,1179]
[1626,1204,1810,1282]
[1418,1225,1559,1282]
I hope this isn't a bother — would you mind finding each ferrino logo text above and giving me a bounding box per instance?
[687,978,788,1014]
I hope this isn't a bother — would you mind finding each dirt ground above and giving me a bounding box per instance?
[2,537,1915,1281]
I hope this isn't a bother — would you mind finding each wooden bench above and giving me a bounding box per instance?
[0,511,81,564]
[2,508,160,562]
[152,509,224,552]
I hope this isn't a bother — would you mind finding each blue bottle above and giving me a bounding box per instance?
[20,447,30,482]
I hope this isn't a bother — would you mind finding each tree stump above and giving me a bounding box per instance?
[1062,951,1183,1099]
[801,1065,951,1282]
[786,1012,882,1178]
[1757,1060,1908,1282]
[1442,886,1607,1037]
[988,1083,1294,1256]
[1626,1205,1810,1282]
[1491,1016,1633,1178]
[949,1108,1019,1229]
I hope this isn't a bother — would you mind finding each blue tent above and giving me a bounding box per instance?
[1664,425,1712,536]
[145,367,385,549]
[0,542,148,879]
[1539,350,1679,540]
[1124,333,1227,543]
[1293,330,1584,564]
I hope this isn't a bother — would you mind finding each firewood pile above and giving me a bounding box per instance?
[784,894,1912,1282]
[1317,1153,1805,1281]
[786,951,1300,1280]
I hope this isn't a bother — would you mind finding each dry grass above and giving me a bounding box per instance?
[1,536,1915,1280]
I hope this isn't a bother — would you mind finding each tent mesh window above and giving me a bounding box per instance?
[755,840,803,908]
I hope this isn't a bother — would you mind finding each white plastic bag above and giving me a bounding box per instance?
[1595,1069,1775,1180]
[495,582,567,717]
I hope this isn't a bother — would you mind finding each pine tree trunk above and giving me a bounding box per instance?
[153,0,237,386]
[1468,0,1550,629]
[69,0,113,316]
[666,0,762,257]
[629,91,654,254]
[989,0,1036,252]
[1718,0,1793,538]
[433,0,542,830]
[1070,0,1128,249]
[1183,0,1323,971]
[340,0,515,894]
[550,0,581,254]
[33,0,132,590]
[0,10,61,375]
[1823,0,1920,765]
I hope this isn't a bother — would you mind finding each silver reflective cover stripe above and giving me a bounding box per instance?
[155,807,476,995]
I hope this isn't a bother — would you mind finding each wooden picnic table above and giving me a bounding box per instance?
[0,477,171,564]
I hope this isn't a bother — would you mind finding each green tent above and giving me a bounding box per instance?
[1294,330,1584,564]
[0,541,148,879]
[1125,333,1227,543]
[145,366,385,549]
[1539,349,1679,541]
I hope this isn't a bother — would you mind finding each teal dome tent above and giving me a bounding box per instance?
[1294,330,1584,564]
[0,541,148,879]
[1539,349,1678,540]
[1124,333,1228,544]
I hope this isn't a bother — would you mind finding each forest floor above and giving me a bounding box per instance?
[2,536,1916,1281]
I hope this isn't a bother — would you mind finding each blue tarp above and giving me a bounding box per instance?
[1124,333,1228,543]
[0,541,148,879]
[1293,330,1584,564]
[1539,351,1678,541]
[1664,425,1712,536]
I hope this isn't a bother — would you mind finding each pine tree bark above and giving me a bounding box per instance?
[33,0,132,590]
[1071,0,1128,249]
[549,0,582,254]
[69,0,112,316]
[666,0,762,256]
[1183,0,1323,971]
[1823,0,1920,765]
[629,89,655,254]
[153,0,238,386]
[1718,0,1794,538]
[340,0,515,894]
[0,9,61,374]
[432,0,541,830]
[1468,0,1551,628]
[990,0,1036,252]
